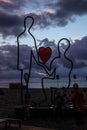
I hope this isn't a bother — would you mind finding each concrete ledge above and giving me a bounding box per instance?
[0,118,22,129]
[6,118,22,128]
[0,119,7,130]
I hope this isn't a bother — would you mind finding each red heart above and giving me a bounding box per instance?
[38,47,52,63]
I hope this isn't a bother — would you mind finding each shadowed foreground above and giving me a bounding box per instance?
[0,124,55,130]
[1,116,87,130]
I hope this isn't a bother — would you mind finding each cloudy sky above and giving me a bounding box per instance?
[0,0,87,82]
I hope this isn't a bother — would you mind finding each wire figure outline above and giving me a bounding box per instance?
[17,15,74,105]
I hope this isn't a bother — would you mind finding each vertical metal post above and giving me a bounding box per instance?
[73,74,77,83]
[20,70,23,104]
[56,75,59,88]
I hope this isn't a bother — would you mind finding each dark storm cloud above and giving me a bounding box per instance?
[65,36,87,68]
[0,36,87,79]
[0,10,23,37]
[36,37,87,69]
[38,37,87,69]
[0,38,56,71]
[0,44,35,71]
[0,0,87,37]
[0,0,33,37]
[47,0,87,24]
[0,45,17,70]
[0,0,27,12]
[0,0,41,37]
[58,0,87,15]
[29,0,87,28]
[68,37,87,60]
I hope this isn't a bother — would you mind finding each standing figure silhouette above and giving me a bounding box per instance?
[39,38,73,105]
[17,16,39,104]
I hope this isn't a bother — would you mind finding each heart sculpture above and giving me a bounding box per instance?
[38,47,52,63]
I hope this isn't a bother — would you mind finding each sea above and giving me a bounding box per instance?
[0,77,87,88]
